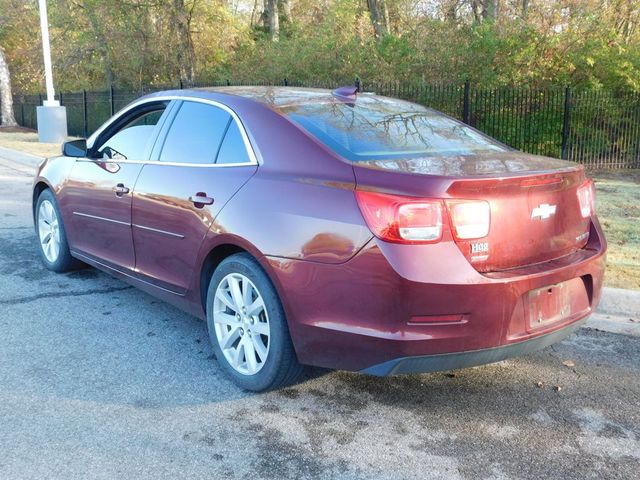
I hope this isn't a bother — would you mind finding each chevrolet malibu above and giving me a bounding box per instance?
[33,86,606,391]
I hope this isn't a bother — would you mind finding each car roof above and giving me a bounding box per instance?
[196,86,360,109]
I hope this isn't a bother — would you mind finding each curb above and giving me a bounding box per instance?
[586,286,640,336]
[597,287,640,318]
[585,313,640,337]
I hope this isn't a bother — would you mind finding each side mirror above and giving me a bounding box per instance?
[62,139,87,158]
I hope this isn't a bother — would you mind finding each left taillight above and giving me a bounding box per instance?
[577,179,595,218]
[355,191,443,244]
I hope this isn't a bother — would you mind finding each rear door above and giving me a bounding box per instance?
[131,99,257,294]
[64,101,170,269]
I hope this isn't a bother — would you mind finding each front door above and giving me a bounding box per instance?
[131,100,257,293]
[64,102,170,270]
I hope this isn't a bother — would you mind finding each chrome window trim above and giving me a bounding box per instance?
[86,95,259,167]
[76,158,256,168]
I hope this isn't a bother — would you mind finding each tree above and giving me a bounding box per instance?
[367,0,390,40]
[278,0,291,27]
[261,0,279,41]
[0,45,17,127]
[469,0,498,23]
[172,0,197,84]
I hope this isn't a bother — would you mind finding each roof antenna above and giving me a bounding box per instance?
[332,77,361,101]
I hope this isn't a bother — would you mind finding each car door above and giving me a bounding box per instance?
[64,101,171,270]
[131,99,258,294]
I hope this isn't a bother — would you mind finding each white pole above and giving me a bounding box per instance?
[38,0,58,106]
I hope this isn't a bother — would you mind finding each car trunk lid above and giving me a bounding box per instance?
[352,152,591,272]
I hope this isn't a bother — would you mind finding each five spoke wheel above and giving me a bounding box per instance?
[213,273,270,376]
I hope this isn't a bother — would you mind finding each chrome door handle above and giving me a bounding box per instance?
[189,193,214,206]
[113,183,130,196]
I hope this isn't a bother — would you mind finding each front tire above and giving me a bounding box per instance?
[35,189,79,273]
[206,253,304,391]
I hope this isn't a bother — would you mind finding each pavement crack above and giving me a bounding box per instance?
[0,285,134,306]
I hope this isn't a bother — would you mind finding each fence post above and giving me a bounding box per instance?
[179,79,184,89]
[561,86,572,160]
[20,99,24,126]
[109,86,115,116]
[83,90,88,138]
[462,80,471,125]
[59,91,63,106]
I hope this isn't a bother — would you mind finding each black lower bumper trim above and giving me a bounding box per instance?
[360,319,586,376]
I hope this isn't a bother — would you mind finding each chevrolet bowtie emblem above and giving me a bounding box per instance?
[531,203,557,220]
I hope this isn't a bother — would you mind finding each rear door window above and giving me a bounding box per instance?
[160,101,231,164]
[216,120,251,165]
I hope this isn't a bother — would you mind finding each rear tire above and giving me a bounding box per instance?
[206,253,304,391]
[35,189,80,273]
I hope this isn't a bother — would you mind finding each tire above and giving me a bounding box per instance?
[35,189,81,273]
[206,253,304,391]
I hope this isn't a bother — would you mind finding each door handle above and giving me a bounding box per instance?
[113,183,130,196]
[189,193,214,207]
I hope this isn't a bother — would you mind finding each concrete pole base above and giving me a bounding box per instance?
[37,105,67,143]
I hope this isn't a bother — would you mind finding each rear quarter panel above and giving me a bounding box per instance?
[202,96,372,264]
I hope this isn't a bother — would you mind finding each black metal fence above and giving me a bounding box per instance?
[12,80,640,168]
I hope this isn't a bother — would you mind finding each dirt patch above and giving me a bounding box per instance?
[0,126,36,134]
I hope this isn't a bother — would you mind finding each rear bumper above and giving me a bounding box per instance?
[361,317,586,376]
[266,218,606,373]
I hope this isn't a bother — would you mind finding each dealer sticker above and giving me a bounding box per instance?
[471,242,489,254]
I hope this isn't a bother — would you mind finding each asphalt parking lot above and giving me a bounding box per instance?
[0,156,639,480]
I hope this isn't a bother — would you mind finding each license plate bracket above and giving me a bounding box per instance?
[527,278,589,330]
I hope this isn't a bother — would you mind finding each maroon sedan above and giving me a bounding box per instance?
[33,86,606,391]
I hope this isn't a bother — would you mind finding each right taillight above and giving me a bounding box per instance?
[355,191,443,244]
[446,200,491,240]
[577,180,595,218]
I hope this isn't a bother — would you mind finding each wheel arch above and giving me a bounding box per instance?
[32,180,53,220]
[196,238,291,324]
[199,243,248,312]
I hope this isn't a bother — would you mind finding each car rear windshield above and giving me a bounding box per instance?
[280,96,507,161]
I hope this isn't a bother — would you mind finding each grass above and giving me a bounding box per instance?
[591,169,640,290]
[0,127,64,158]
[0,130,637,289]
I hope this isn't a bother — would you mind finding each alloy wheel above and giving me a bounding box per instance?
[38,200,61,263]
[213,273,270,375]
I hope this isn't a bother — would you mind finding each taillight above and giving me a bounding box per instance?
[446,200,491,240]
[577,180,595,218]
[355,191,443,244]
